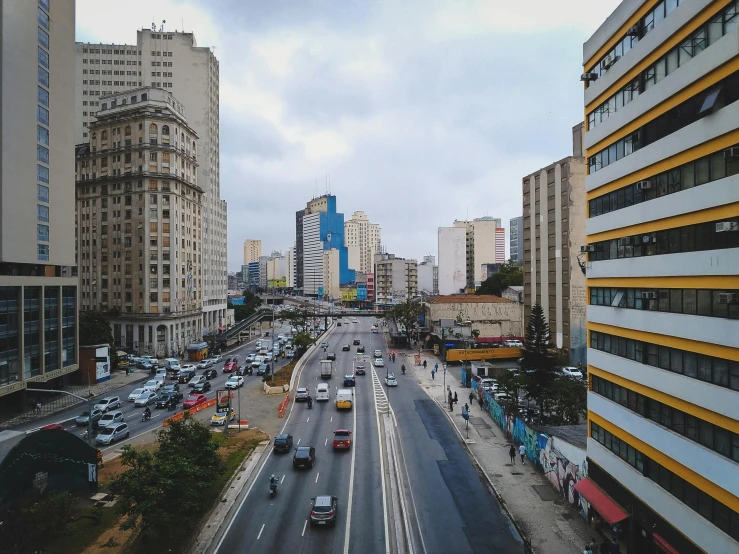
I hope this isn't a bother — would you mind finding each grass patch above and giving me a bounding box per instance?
[48,505,121,554]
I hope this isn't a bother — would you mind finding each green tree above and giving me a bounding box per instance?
[471,329,480,340]
[476,259,523,296]
[386,300,423,344]
[109,415,224,542]
[521,302,558,416]
[549,376,587,425]
[494,370,526,428]
[228,291,264,322]
[0,492,77,554]
[291,330,315,359]
[79,310,114,346]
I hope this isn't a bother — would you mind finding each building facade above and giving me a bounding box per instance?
[0,0,79,410]
[322,249,340,300]
[344,210,381,274]
[522,128,587,366]
[286,247,295,289]
[75,29,226,335]
[582,2,739,553]
[243,239,262,265]
[373,253,417,305]
[454,217,504,289]
[425,295,523,340]
[437,227,467,295]
[75,88,203,356]
[510,216,523,265]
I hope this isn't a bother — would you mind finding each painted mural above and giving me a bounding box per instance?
[539,434,589,518]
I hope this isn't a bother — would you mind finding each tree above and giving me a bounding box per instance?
[385,300,423,344]
[476,259,523,297]
[109,415,224,542]
[291,330,314,359]
[228,291,264,322]
[521,302,558,416]
[0,492,77,554]
[471,329,480,340]
[495,370,526,427]
[549,376,587,425]
[79,310,114,347]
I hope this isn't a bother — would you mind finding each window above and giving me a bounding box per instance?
[37,224,49,242]
[37,106,49,125]
[37,244,49,261]
[38,7,49,29]
[37,205,49,222]
[38,66,49,87]
[37,145,49,164]
[37,125,49,145]
[37,185,49,203]
[37,165,49,183]
[38,27,49,49]
[37,46,49,68]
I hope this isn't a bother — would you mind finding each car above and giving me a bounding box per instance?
[343,319,350,324]
[75,409,103,426]
[356,346,365,353]
[293,446,316,469]
[561,367,584,379]
[177,369,196,383]
[353,339,360,345]
[310,495,338,526]
[188,375,207,387]
[257,363,269,376]
[321,341,329,348]
[203,368,218,380]
[128,387,152,402]
[197,359,213,369]
[373,349,382,358]
[180,364,197,372]
[223,358,239,372]
[385,373,397,387]
[183,393,208,409]
[156,392,182,408]
[343,375,356,387]
[332,429,352,450]
[371,326,378,333]
[342,345,350,351]
[225,376,244,389]
[355,364,366,376]
[41,423,65,431]
[210,411,232,426]
[337,322,342,327]
[295,387,310,401]
[144,379,163,391]
[236,365,249,376]
[326,352,336,361]
[161,383,180,394]
[273,433,294,453]
[224,357,233,364]
[136,360,153,370]
[212,355,223,363]
[375,358,385,367]
[351,318,358,323]
[192,381,212,394]
[95,423,130,445]
[245,354,256,363]
[264,352,274,362]
[94,396,121,412]
[135,392,159,407]
[98,410,124,428]
[504,340,524,348]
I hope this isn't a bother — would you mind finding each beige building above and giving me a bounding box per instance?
[243,239,262,265]
[75,88,203,356]
[522,123,587,366]
[322,249,340,300]
[374,253,417,305]
[425,295,523,339]
[344,211,381,274]
[0,0,79,407]
[453,217,505,289]
[75,29,226,334]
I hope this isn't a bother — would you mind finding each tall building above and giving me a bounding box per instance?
[522,123,587,366]
[295,209,305,291]
[437,227,466,295]
[75,29,226,335]
[266,252,287,288]
[286,247,295,289]
[344,211,381,274]
[0,0,79,410]
[417,255,438,295]
[453,217,504,288]
[581,2,739,553]
[243,239,262,265]
[75,88,202,356]
[373,253,417,305]
[510,216,523,265]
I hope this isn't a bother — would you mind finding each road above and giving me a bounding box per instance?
[213,317,522,554]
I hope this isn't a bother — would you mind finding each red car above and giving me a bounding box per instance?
[41,423,64,431]
[332,429,352,450]
[223,360,238,373]
[183,394,207,409]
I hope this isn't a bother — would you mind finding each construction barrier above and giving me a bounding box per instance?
[278,394,290,418]
[162,397,218,426]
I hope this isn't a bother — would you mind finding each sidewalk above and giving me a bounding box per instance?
[401,349,597,554]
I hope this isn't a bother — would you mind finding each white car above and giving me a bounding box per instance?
[94,396,121,412]
[212,355,223,363]
[144,379,163,391]
[561,367,584,379]
[128,387,153,402]
[373,349,382,358]
[264,352,273,362]
[374,358,385,367]
[246,354,256,363]
[385,374,397,387]
[225,376,244,389]
[343,319,350,324]
[504,340,523,348]
[197,359,213,369]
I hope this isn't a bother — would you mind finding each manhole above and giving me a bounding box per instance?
[504,463,514,467]
[470,417,487,426]
[511,472,524,476]
[531,484,560,501]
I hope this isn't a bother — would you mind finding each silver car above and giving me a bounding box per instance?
[188,375,206,387]
[197,359,213,369]
[98,410,124,428]
[135,392,159,407]
[96,423,130,445]
[94,396,121,412]
[75,409,103,426]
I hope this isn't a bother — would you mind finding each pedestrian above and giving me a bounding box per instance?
[468,391,474,404]
[519,443,526,464]
[610,538,620,553]
[584,546,593,554]
[423,360,427,369]
[434,363,438,372]
[508,445,516,464]
[35,401,41,415]
[431,369,435,380]
[453,391,458,404]
[589,538,597,553]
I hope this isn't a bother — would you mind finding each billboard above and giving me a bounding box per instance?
[356,287,367,301]
[317,286,325,297]
[268,277,287,288]
[216,389,231,414]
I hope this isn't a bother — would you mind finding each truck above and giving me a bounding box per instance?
[320,359,334,379]
[259,339,272,355]
[335,389,353,410]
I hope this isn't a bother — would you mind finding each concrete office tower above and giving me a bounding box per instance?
[0,0,79,410]
[417,255,438,295]
[437,227,467,294]
[373,253,417,305]
[522,123,587,366]
[322,249,340,300]
[75,88,203,356]
[75,29,226,334]
[510,216,523,265]
[581,2,739,553]
[453,217,504,289]
[286,247,295,289]
[344,211,382,274]
[243,239,262,265]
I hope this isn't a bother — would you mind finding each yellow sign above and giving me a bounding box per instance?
[341,289,357,301]
[445,348,522,362]
[268,278,287,288]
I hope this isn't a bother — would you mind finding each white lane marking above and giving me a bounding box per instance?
[325,437,328,446]
[297,438,301,445]
[302,519,308,537]
[315,472,320,484]
[330,416,333,422]
[281,474,285,483]
[306,417,310,423]
[343,385,360,554]
[257,523,265,540]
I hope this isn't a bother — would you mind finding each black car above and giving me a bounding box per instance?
[355,365,366,376]
[353,339,360,345]
[192,381,212,394]
[203,368,218,380]
[178,369,196,384]
[356,346,365,353]
[293,446,316,469]
[326,352,336,361]
[273,433,294,454]
[161,383,180,394]
[310,495,338,526]
[341,345,350,351]
[156,391,183,408]
[337,322,342,327]
[344,375,356,387]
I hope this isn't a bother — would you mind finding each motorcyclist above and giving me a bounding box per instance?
[307,395,313,409]
[270,474,279,492]
[143,406,151,420]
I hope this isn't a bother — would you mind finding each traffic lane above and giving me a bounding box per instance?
[389,377,522,554]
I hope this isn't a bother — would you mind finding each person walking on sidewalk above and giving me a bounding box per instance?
[508,445,516,464]
[431,369,435,380]
[423,360,427,369]
[453,391,458,404]
[519,443,526,464]
[468,391,474,405]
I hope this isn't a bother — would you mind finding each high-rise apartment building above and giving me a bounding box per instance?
[286,247,295,289]
[510,216,523,265]
[373,253,417,305]
[344,211,381,274]
[243,239,262,265]
[581,2,739,553]
[75,30,226,334]
[453,217,504,288]
[417,255,438,295]
[437,227,467,295]
[75,88,202,356]
[522,123,587,366]
[0,0,79,410]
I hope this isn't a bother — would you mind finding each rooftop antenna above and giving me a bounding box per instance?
[160,20,166,32]
[151,21,156,31]
[181,18,184,32]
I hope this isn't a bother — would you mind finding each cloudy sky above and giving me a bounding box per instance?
[77,0,621,271]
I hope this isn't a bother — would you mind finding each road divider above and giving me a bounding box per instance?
[163,398,217,426]
[277,394,290,418]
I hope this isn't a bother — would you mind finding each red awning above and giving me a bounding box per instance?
[573,478,628,525]
[653,534,680,554]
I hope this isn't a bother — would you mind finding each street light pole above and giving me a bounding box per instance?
[27,388,94,445]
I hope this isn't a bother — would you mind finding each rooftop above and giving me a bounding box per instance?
[538,424,588,450]
[428,294,512,304]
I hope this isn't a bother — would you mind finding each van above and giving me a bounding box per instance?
[335,389,353,410]
[316,383,330,402]
[164,358,180,370]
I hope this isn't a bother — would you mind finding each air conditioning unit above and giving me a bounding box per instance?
[641,291,657,300]
[723,147,739,159]
[719,292,738,304]
[580,245,595,253]
[626,24,640,37]
[601,56,613,70]
[580,72,599,82]
[715,221,738,232]
[636,180,652,190]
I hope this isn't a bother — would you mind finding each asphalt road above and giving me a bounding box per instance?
[214,317,387,554]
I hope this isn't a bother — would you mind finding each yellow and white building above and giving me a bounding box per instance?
[582,1,739,553]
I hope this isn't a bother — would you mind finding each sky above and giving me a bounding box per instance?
[76,0,622,272]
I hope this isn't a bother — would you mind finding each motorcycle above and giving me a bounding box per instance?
[141,411,151,422]
[270,481,278,497]
[82,429,98,441]
[307,398,313,409]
